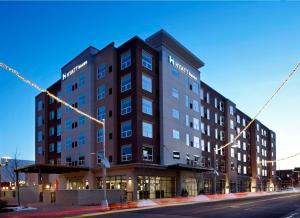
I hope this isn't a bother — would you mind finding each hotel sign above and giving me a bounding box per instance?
[62,60,88,80]
[168,56,197,81]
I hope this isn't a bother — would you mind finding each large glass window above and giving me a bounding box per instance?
[121,74,131,92]
[193,118,200,130]
[57,142,61,153]
[172,109,179,119]
[49,111,55,120]
[78,133,85,146]
[37,100,43,111]
[79,74,85,87]
[97,106,105,120]
[142,121,153,138]
[57,108,61,120]
[121,145,132,162]
[78,94,85,107]
[97,85,105,100]
[142,98,152,115]
[96,176,127,190]
[142,74,152,93]
[172,69,179,78]
[121,50,131,70]
[37,146,42,154]
[121,97,131,115]
[142,145,153,161]
[37,116,42,126]
[57,124,61,136]
[191,81,199,94]
[172,87,179,99]
[194,136,200,148]
[121,121,132,138]
[97,128,103,143]
[172,129,180,140]
[97,64,106,79]
[142,50,152,70]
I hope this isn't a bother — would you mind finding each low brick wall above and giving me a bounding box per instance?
[43,189,124,206]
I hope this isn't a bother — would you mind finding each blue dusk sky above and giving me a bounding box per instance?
[0,2,299,169]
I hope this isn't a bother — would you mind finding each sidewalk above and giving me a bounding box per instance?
[2,190,299,218]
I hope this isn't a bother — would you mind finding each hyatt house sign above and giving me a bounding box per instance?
[168,56,198,81]
[62,60,88,80]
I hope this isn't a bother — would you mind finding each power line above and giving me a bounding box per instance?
[217,61,300,152]
[0,62,104,126]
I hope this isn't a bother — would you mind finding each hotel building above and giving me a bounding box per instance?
[34,29,277,200]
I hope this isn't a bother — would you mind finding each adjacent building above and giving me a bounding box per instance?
[34,29,277,200]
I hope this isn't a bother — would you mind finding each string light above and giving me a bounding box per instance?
[1,61,300,164]
[217,61,300,152]
[0,62,104,126]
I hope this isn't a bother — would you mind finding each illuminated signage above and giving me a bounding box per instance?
[62,60,88,80]
[168,56,197,81]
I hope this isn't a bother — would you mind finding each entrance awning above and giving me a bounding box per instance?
[15,164,89,174]
[168,163,214,173]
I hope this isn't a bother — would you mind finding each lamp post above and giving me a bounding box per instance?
[101,119,108,208]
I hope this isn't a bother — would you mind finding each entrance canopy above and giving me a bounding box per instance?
[15,164,89,174]
[168,163,214,173]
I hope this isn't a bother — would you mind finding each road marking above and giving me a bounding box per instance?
[66,193,300,218]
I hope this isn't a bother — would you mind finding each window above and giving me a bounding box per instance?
[193,118,200,130]
[97,64,106,79]
[142,145,153,161]
[97,128,103,143]
[173,151,180,160]
[172,88,179,98]
[142,121,153,138]
[49,97,55,104]
[79,156,85,166]
[231,148,235,158]
[191,81,199,94]
[230,120,234,129]
[78,134,85,146]
[121,145,132,161]
[185,95,189,108]
[238,153,241,161]
[37,146,42,154]
[97,85,105,100]
[66,137,72,150]
[237,115,240,124]
[121,50,131,70]
[56,142,61,154]
[142,50,152,70]
[97,106,106,120]
[243,142,246,151]
[50,143,55,152]
[242,118,246,126]
[172,129,180,140]
[142,74,152,92]
[78,94,85,107]
[192,100,199,112]
[185,114,189,126]
[142,98,152,115]
[37,100,43,111]
[243,154,247,162]
[121,74,131,92]
[243,166,247,175]
[214,98,218,108]
[172,69,179,78]
[57,108,61,120]
[37,116,42,126]
[229,105,234,115]
[121,121,132,138]
[201,139,205,151]
[172,109,179,119]
[57,125,61,136]
[121,97,131,115]
[78,115,85,126]
[49,111,55,120]
[186,134,189,146]
[79,74,85,87]
[194,136,200,148]
[49,127,55,136]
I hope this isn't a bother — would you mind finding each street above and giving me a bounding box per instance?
[91,192,300,218]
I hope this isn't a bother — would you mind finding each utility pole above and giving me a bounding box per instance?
[100,119,109,208]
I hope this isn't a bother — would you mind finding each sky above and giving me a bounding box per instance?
[0,2,299,170]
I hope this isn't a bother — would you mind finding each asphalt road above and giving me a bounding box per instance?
[96,192,300,218]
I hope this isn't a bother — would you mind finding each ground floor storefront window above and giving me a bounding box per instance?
[216,179,226,194]
[66,177,86,190]
[96,175,127,190]
[237,180,251,192]
[137,176,176,199]
[184,178,197,196]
